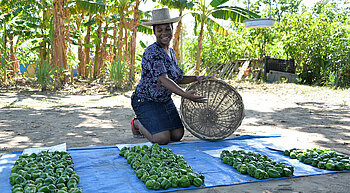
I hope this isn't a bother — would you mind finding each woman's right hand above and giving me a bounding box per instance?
[185,90,207,103]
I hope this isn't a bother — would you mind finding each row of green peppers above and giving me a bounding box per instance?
[221,150,294,180]
[120,144,204,190]
[284,148,350,171]
[9,151,82,193]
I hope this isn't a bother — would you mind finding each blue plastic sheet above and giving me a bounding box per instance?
[1,135,349,193]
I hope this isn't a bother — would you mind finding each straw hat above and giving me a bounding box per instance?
[142,8,182,26]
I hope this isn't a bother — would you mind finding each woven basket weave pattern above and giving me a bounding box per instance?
[180,79,244,141]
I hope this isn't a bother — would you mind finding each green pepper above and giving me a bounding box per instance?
[283,168,293,177]
[318,161,326,169]
[11,187,24,192]
[274,167,284,176]
[15,175,26,184]
[187,172,197,184]
[193,177,203,187]
[178,175,191,188]
[67,179,77,189]
[11,166,20,174]
[335,162,345,171]
[341,163,350,170]
[326,162,335,170]
[153,181,161,190]
[71,174,80,183]
[283,150,290,156]
[263,171,269,179]
[145,179,155,189]
[70,188,83,193]
[161,179,171,190]
[135,169,144,179]
[140,172,149,182]
[239,164,248,174]
[312,159,319,167]
[289,152,297,159]
[43,177,54,185]
[304,158,313,165]
[48,184,56,190]
[148,174,158,181]
[58,176,69,184]
[169,176,178,188]
[24,186,36,193]
[9,173,21,185]
[267,168,281,178]
[56,183,66,189]
[222,156,230,164]
[37,185,50,193]
[157,176,167,184]
[254,169,265,180]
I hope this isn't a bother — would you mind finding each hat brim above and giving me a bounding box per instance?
[142,16,182,26]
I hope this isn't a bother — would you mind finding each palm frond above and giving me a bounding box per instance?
[212,6,260,22]
[137,25,152,35]
[209,0,229,8]
[206,17,228,35]
[76,0,107,14]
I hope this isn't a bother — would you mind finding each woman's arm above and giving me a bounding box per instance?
[157,74,207,103]
[177,75,198,84]
[177,75,214,84]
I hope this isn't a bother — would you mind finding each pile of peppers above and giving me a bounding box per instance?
[284,148,350,171]
[9,151,82,193]
[220,149,294,179]
[119,143,204,190]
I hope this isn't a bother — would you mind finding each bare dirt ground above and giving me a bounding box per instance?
[1,81,349,193]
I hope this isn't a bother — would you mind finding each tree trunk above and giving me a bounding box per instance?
[2,31,7,83]
[77,12,85,78]
[117,20,124,63]
[53,0,68,82]
[93,16,102,78]
[84,14,92,78]
[129,1,140,82]
[113,20,117,62]
[172,9,183,63]
[123,27,129,64]
[196,18,205,76]
[100,20,109,76]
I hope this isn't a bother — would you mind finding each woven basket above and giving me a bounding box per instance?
[180,79,244,141]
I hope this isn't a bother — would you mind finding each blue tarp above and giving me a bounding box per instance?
[1,135,349,193]
[19,64,78,77]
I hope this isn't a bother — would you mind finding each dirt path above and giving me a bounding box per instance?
[1,82,349,192]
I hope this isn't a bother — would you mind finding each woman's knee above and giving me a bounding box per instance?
[151,131,170,145]
[171,128,184,142]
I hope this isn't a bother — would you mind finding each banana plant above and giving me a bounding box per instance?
[191,0,259,75]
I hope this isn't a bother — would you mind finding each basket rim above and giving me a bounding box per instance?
[180,79,245,141]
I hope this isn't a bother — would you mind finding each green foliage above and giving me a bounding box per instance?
[34,61,57,91]
[183,1,350,87]
[275,3,350,87]
[107,60,128,88]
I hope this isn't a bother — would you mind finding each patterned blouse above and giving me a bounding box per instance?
[133,42,184,102]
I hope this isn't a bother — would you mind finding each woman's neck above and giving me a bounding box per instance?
[157,41,169,50]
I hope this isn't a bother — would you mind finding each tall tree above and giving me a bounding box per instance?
[191,0,256,75]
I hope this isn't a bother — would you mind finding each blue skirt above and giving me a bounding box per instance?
[131,96,184,135]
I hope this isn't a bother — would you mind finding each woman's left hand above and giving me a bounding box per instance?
[196,75,214,83]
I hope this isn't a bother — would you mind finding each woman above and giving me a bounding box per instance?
[131,8,212,145]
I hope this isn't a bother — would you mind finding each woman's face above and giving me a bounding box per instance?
[154,23,173,48]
